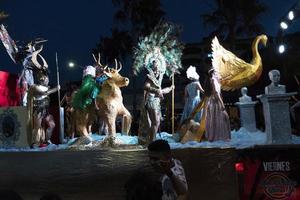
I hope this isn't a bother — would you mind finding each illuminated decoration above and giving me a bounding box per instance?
[288,10,295,20]
[235,162,245,173]
[280,21,288,30]
[278,44,285,54]
[277,1,300,53]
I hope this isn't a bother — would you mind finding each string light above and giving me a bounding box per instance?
[280,21,288,30]
[277,1,300,54]
[278,45,285,54]
[288,10,294,20]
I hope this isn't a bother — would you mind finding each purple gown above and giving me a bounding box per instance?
[205,77,231,142]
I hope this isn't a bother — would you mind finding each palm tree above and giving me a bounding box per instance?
[94,0,165,62]
[201,0,267,48]
[112,0,165,40]
[93,0,165,120]
[93,28,132,64]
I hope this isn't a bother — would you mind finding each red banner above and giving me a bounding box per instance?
[0,70,21,106]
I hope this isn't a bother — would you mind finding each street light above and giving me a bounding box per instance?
[68,61,75,68]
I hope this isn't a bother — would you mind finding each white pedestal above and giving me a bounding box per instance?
[257,92,296,144]
[235,101,258,132]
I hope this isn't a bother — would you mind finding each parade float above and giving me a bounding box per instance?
[0,20,300,200]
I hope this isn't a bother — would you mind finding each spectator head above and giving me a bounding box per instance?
[147,140,171,172]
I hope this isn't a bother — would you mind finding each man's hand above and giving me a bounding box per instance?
[170,85,175,91]
[161,85,175,94]
[159,159,175,176]
[157,89,164,99]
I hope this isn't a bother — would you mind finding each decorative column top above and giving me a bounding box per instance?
[235,101,258,106]
[257,92,297,102]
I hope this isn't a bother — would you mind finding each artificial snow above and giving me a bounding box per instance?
[1,128,300,152]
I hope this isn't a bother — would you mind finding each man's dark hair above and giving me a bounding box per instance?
[148,139,170,152]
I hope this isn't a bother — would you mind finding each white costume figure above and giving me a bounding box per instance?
[180,66,204,123]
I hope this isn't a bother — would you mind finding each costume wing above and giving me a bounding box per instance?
[211,37,248,91]
[0,24,18,63]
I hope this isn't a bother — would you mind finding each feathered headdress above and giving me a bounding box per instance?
[133,21,184,79]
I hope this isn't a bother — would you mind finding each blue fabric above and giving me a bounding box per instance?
[96,74,109,85]
[180,81,202,123]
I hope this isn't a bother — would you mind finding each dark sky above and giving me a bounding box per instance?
[0,0,298,85]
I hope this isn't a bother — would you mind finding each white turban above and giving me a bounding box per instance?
[83,65,96,78]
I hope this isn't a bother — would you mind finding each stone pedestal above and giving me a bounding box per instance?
[257,92,296,144]
[0,106,29,147]
[235,101,258,132]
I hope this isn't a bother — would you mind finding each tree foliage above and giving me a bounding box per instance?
[201,0,267,47]
[93,0,165,64]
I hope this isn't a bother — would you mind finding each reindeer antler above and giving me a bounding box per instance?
[92,54,97,64]
[92,52,105,66]
[97,53,101,64]
[114,58,122,72]
[118,61,122,73]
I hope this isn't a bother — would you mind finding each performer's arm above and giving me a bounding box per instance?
[161,85,174,94]
[144,80,160,94]
[163,160,188,196]
[31,84,48,94]
[47,85,60,96]
[197,82,205,94]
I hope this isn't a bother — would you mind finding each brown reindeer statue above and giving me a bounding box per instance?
[96,59,132,141]
[70,53,107,145]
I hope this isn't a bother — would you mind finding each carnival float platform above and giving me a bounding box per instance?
[0,146,238,200]
[1,131,300,200]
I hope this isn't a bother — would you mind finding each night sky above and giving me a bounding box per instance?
[0,0,298,85]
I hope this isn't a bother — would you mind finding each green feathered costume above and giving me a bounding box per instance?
[72,74,99,110]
